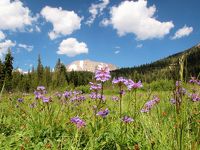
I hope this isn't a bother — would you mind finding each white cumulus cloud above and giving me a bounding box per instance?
[0,31,6,41]
[0,40,16,58]
[41,6,82,40]
[114,50,120,54]
[171,25,193,40]
[136,44,143,48]
[0,0,36,31]
[18,43,33,52]
[86,0,109,26]
[103,0,174,40]
[57,38,88,57]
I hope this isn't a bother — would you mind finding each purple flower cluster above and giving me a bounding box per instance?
[70,117,86,128]
[37,86,46,91]
[189,93,200,102]
[69,91,86,102]
[170,98,176,104]
[34,86,51,103]
[96,108,109,118]
[141,96,160,113]
[176,87,187,95]
[63,91,72,99]
[95,65,111,82]
[42,97,51,103]
[34,86,47,100]
[90,92,105,101]
[189,77,200,85]
[89,82,102,91]
[70,95,86,102]
[176,81,181,87]
[17,98,24,103]
[122,116,134,123]
[34,91,43,99]
[112,77,143,91]
[125,79,143,90]
[112,77,127,85]
[60,90,86,102]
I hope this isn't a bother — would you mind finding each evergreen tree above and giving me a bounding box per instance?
[0,60,4,89]
[3,49,14,91]
[37,54,44,85]
[52,58,67,88]
[12,70,21,91]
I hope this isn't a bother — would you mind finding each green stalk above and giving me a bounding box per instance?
[134,89,137,118]
[0,80,5,101]
[119,85,123,141]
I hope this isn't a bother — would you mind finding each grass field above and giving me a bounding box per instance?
[0,79,199,150]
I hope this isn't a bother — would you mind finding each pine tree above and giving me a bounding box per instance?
[3,49,14,92]
[52,58,67,89]
[0,60,4,89]
[37,54,44,85]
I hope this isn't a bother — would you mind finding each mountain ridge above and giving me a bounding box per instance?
[66,59,117,72]
[112,43,200,81]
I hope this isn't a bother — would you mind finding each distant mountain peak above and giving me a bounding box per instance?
[66,60,117,72]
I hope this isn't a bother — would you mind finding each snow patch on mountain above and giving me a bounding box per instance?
[66,59,117,72]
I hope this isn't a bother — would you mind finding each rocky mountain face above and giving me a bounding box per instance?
[66,59,117,72]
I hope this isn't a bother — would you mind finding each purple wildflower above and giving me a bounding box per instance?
[119,90,126,95]
[90,92,105,101]
[77,95,86,101]
[70,94,86,102]
[63,91,72,99]
[170,98,176,104]
[42,97,50,103]
[17,98,24,103]
[190,93,200,102]
[70,117,86,128]
[189,77,200,86]
[112,77,127,84]
[125,79,143,90]
[176,81,181,87]
[122,116,134,123]
[189,77,197,83]
[97,108,109,118]
[34,91,43,99]
[89,82,102,91]
[37,86,46,91]
[95,65,111,82]
[141,96,160,113]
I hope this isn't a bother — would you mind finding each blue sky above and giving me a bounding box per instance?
[0,0,199,72]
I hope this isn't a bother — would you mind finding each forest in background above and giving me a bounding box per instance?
[0,45,200,93]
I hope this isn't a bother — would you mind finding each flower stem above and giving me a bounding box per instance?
[134,89,137,118]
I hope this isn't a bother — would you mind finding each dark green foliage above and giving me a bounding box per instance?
[2,44,200,93]
[67,71,93,87]
[52,58,67,88]
[3,49,14,92]
[9,57,94,92]
[37,54,44,85]
[112,46,200,82]
[0,60,4,89]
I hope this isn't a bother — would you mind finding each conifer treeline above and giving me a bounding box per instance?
[111,46,200,82]
[1,45,199,92]
[0,52,93,93]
